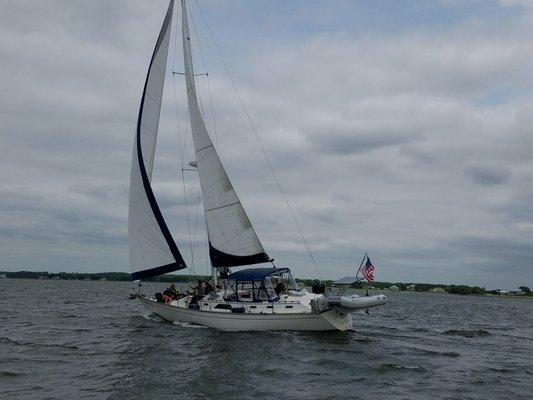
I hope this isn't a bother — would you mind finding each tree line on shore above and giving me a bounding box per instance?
[295,279,503,295]
[0,270,530,296]
[0,270,202,283]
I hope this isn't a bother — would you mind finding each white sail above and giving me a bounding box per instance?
[129,0,186,280]
[181,0,269,268]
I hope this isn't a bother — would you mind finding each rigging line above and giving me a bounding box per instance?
[180,258,213,285]
[173,4,189,171]
[205,212,210,274]
[189,2,219,149]
[181,168,195,269]
[190,185,202,267]
[171,7,195,270]
[194,0,323,280]
[171,8,183,173]
[186,7,210,141]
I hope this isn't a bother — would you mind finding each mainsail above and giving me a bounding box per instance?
[181,0,270,268]
[129,0,186,280]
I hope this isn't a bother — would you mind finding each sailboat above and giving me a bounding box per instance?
[129,0,387,331]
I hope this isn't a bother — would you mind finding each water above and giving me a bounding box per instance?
[1,279,531,400]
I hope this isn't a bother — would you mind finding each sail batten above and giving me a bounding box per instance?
[129,0,186,281]
[181,0,269,268]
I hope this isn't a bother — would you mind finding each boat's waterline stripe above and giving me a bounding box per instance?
[140,298,334,320]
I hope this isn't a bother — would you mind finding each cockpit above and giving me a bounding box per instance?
[225,267,299,302]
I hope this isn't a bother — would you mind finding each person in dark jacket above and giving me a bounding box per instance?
[193,280,205,296]
[312,280,326,294]
[218,267,230,290]
[190,280,205,304]
[163,283,181,300]
[204,281,215,296]
[274,277,287,296]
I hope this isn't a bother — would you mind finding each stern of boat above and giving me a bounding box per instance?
[320,309,354,331]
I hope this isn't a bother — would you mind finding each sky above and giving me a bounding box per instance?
[1,0,532,290]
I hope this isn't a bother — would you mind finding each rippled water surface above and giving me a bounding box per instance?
[1,279,532,399]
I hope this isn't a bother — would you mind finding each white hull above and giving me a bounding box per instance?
[137,296,353,331]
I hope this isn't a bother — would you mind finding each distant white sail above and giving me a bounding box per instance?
[181,0,269,268]
[129,0,186,280]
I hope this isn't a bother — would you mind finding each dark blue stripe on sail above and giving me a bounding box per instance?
[132,0,186,281]
[209,242,270,268]
[132,262,182,281]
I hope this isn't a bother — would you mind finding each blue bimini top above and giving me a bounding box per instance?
[227,267,290,281]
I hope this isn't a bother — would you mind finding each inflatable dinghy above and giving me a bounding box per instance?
[326,293,387,312]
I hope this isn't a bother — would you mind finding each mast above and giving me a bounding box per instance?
[180,0,270,269]
[128,0,186,281]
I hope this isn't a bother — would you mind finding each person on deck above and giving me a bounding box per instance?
[204,281,215,296]
[190,280,205,304]
[160,293,173,304]
[218,267,230,290]
[274,277,287,296]
[163,283,181,300]
[312,280,326,294]
[194,280,205,296]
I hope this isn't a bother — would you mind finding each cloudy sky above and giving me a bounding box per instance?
[1,0,532,289]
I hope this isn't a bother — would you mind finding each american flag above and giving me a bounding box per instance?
[362,257,375,283]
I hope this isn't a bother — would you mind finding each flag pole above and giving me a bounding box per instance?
[355,252,368,282]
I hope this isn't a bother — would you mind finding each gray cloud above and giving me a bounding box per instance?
[0,1,532,289]
[306,125,419,156]
[464,165,512,186]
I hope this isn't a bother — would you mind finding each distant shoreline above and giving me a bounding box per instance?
[0,270,530,297]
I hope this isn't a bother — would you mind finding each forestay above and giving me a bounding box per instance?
[129,0,186,280]
[181,0,270,268]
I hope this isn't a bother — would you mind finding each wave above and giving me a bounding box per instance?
[0,337,25,346]
[0,336,79,350]
[141,312,163,322]
[380,363,425,372]
[442,329,491,338]
[401,344,461,358]
[489,367,517,374]
[0,370,23,377]
[311,358,356,369]
[140,313,208,329]
[172,321,209,329]
[418,348,461,358]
